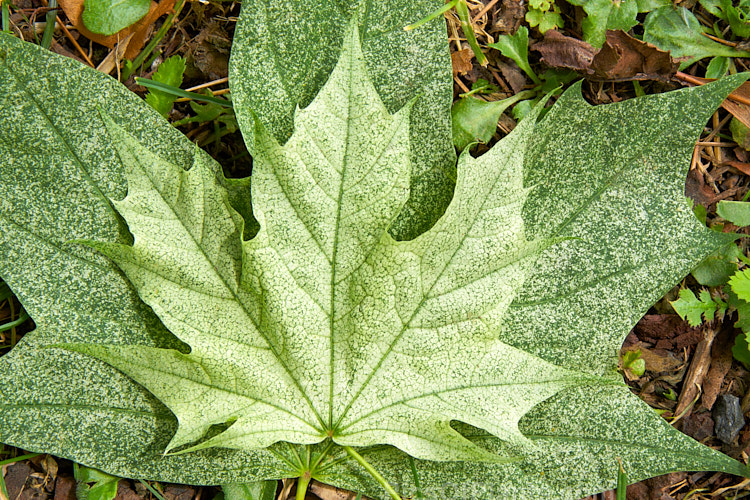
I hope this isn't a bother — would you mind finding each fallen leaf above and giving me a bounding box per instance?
[591,30,678,82]
[533,30,678,82]
[621,342,682,374]
[724,160,750,176]
[495,59,526,93]
[52,477,75,500]
[533,29,596,72]
[701,328,734,410]
[451,48,473,77]
[57,0,175,60]
[675,326,719,419]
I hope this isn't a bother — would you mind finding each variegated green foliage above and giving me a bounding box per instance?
[1,15,750,500]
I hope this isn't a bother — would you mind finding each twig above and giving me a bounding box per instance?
[185,77,228,92]
[55,16,94,67]
[472,0,498,23]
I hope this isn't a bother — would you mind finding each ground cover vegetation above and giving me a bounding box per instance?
[1,1,750,499]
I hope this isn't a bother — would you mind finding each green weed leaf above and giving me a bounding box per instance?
[644,6,750,68]
[729,269,750,301]
[718,200,750,226]
[145,56,186,118]
[566,0,669,48]
[671,289,726,326]
[82,0,149,35]
[487,27,539,84]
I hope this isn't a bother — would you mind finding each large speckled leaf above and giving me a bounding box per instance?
[66,27,594,464]
[229,0,455,240]
[0,32,291,481]
[1,25,749,500]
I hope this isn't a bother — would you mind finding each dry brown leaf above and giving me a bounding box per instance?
[674,326,719,420]
[621,342,682,375]
[533,30,677,82]
[57,0,176,60]
[532,30,595,72]
[591,31,678,82]
[724,160,750,176]
[451,48,474,77]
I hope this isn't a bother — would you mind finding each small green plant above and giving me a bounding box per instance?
[566,0,671,47]
[621,350,646,378]
[144,56,187,118]
[672,200,750,366]
[644,5,750,72]
[74,465,121,500]
[526,0,564,33]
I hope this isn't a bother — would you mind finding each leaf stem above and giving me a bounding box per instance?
[40,0,56,49]
[295,471,311,500]
[343,446,402,500]
[1,0,10,33]
[404,0,457,31]
[454,0,487,66]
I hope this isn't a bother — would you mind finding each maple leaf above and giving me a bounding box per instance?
[1,11,749,499]
[66,26,594,463]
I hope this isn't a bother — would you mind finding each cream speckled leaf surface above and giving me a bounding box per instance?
[229,0,456,240]
[1,22,749,500]
[67,27,595,464]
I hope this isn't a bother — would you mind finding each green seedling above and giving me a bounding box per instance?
[120,0,185,81]
[675,200,750,367]
[459,78,499,98]
[662,388,678,401]
[144,56,186,118]
[671,288,727,326]
[451,89,535,150]
[701,0,750,38]
[136,77,231,108]
[488,27,540,85]
[526,0,564,33]
[621,350,646,377]
[405,0,486,66]
[219,481,277,500]
[74,465,120,500]
[40,0,55,49]
[1,0,10,33]
[567,0,670,48]
[616,459,627,500]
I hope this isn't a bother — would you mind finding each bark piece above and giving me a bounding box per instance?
[675,326,719,419]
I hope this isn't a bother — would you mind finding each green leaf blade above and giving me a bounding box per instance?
[82,0,150,35]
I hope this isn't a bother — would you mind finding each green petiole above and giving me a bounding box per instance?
[404,0,486,66]
[343,446,402,500]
